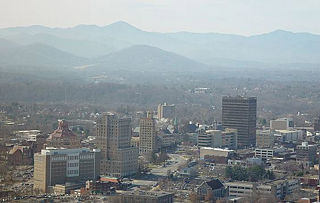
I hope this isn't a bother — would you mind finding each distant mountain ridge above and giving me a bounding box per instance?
[0,39,87,67]
[92,45,210,73]
[1,21,320,65]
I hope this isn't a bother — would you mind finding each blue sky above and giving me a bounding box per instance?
[1,0,320,35]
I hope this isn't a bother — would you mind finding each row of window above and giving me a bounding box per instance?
[68,169,79,175]
[68,162,79,167]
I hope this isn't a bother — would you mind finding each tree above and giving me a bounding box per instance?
[247,165,265,182]
[225,166,233,178]
[265,170,275,180]
[231,166,248,181]
[157,152,169,163]
[225,165,268,182]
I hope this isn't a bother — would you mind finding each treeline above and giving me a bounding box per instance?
[225,165,275,182]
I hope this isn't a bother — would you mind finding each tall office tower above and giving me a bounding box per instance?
[139,111,157,155]
[157,103,175,120]
[96,113,138,178]
[33,148,100,193]
[222,96,257,148]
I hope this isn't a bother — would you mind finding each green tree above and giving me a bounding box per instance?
[248,165,265,181]
[233,166,248,181]
[225,166,233,178]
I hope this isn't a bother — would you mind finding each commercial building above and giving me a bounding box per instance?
[14,130,42,142]
[222,96,257,147]
[33,147,100,193]
[198,128,237,150]
[296,142,317,166]
[139,112,157,155]
[226,179,299,200]
[270,118,294,131]
[114,190,174,203]
[222,128,238,150]
[200,147,234,163]
[158,133,176,148]
[198,130,222,148]
[96,113,138,178]
[256,130,275,148]
[157,103,175,120]
[255,148,274,160]
[275,130,303,143]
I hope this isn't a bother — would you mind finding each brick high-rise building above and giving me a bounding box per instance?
[33,148,100,193]
[96,113,138,178]
[222,96,257,148]
[139,111,157,155]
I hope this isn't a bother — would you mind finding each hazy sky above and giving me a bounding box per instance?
[1,0,320,35]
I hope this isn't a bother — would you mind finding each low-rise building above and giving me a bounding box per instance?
[198,128,237,150]
[7,145,33,165]
[296,142,317,167]
[255,148,274,160]
[226,179,299,200]
[222,128,238,150]
[158,133,176,148]
[200,147,234,164]
[196,179,225,200]
[198,130,222,148]
[256,130,274,148]
[115,190,174,203]
[270,118,294,131]
[275,130,303,143]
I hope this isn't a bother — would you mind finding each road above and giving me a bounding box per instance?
[151,153,188,176]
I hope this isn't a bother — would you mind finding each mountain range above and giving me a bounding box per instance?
[0,21,319,75]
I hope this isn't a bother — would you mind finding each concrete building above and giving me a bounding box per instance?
[270,118,294,131]
[255,148,274,160]
[14,130,42,142]
[139,112,157,155]
[115,190,174,203]
[198,130,222,148]
[96,113,138,178]
[157,103,175,120]
[131,137,139,148]
[296,142,317,166]
[222,96,257,147]
[256,130,275,148]
[222,128,238,150]
[226,179,299,200]
[33,147,100,193]
[200,147,234,163]
[198,128,237,150]
[46,120,80,149]
[275,130,303,143]
[158,133,176,148]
